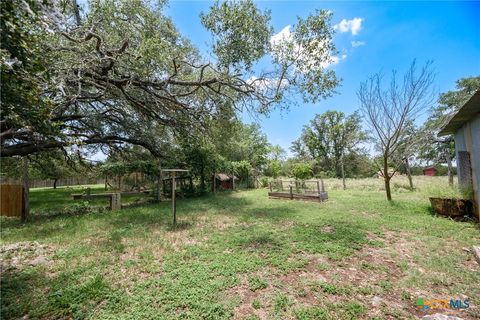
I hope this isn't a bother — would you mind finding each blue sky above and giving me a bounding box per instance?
[165,0,480,155]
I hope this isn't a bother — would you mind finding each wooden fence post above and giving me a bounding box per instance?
[289,185,293,199]
[110,193,121,211]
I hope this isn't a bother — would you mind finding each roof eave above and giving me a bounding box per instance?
[438,91,480,136]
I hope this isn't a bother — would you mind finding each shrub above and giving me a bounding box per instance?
[292,163,313,180]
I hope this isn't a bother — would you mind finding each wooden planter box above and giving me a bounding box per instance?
[429,197,474,218]
[268,191,328,202]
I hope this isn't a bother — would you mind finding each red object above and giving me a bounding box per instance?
[214,173,237,190]
[423,167,437,176]
[220,181,232,189]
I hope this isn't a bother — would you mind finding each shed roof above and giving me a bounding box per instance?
[439,91,480,136]
[215,173,238,181]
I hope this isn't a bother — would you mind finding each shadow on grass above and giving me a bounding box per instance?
[0,268,42,319]
[1,266,114,320]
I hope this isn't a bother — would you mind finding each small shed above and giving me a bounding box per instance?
[423,167,437,176]
[214,173,238,190]
[439,90,480,220]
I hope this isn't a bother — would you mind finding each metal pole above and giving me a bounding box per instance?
[22,157,29,222]
[172,172,176,227]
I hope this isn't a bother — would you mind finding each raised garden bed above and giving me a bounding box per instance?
[268,179,328,202]
[268,191,328,202]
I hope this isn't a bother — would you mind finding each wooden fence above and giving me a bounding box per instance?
[0,177,105,189]
[0,184,24,217]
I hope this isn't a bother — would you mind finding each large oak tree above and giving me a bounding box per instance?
[291,110,366,185]
[1,0,340,159]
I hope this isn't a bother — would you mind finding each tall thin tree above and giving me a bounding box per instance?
[358,60,435,201]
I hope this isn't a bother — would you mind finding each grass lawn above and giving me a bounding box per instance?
[1,177,479,319]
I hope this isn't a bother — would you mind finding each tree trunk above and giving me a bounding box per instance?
[340,154,346,190]
[212,171,216,193]
[384,177,392,201]
[405,157,413,190]
[22,157,29,222]
[53,178,58,189]
[71,0,82,26]
[445,149,454,187]
[157,161,162,202]
[200,163,205,192]
[383,155,392,201]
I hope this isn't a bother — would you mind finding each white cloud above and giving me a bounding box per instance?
[351,40,366,48]
[334,18,363,35]
[270,25,346,71]
[247,76,289,90]
[320,54,347,68]
[270,25,293,47]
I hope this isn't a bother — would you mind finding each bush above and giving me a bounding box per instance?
[260,176,270,188]
[292,163,313,180]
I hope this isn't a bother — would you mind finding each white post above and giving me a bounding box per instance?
[172,172,176,227]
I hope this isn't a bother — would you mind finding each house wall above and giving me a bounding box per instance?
[454,113,480,219]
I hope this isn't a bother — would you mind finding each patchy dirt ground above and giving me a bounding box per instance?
[223,230,479,320]
[0,241,55,272]
[2,186,478,320]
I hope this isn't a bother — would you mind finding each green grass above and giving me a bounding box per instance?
[1,177,479,319]
[28,184,152,214]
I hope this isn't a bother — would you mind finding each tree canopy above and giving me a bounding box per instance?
[291,110,366,178]
[419,76,480,164]
[1,0,340,159]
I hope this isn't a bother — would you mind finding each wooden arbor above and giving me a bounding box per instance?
[161,169,189,227]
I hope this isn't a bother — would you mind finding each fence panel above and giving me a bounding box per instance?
[0,177,105,189]
[0,184,24,217]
